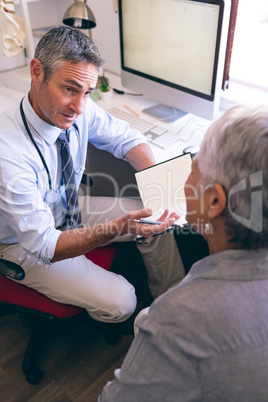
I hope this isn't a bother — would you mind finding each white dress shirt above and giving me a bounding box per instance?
[0,95,147,264]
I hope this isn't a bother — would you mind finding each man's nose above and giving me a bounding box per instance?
[70,95,86,115]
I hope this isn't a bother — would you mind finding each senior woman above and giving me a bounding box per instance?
[98,105,268,402]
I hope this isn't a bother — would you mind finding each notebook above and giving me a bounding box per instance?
[135,153,192,226]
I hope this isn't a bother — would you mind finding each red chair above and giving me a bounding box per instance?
[0,244,118,385]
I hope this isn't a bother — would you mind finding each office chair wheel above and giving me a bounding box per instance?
[24,366,43,385]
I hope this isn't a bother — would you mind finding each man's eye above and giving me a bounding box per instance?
[66,87,76,94]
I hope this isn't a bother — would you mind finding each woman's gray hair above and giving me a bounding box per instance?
[198,104,268,249]
[34,25,104,81]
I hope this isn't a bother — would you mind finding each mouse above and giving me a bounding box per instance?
[183,145,200,158]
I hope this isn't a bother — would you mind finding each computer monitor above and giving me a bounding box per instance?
[118,0,231,121]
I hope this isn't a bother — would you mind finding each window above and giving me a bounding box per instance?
[230,0,268,90]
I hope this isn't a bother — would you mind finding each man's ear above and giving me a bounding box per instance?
[207,183,227,219]
[30,58,43,83]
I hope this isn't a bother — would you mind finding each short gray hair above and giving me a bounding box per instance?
[34,25,104,81]
[198,105,268,249]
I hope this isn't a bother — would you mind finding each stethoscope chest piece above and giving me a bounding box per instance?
[44,190,59,204]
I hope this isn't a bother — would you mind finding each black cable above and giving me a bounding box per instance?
[112,88,143,96]
[20,98,53,191]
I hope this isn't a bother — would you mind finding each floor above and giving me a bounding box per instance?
[0,314,133,402]
[0,312,133,402]
[0,242,153,402]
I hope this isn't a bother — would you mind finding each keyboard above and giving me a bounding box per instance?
[107,107,180,149]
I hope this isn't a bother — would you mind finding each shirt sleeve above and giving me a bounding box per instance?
[83,99,149,160]
[0,153,61,264]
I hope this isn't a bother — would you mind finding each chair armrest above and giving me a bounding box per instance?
[0,259,25,280]
[81,173,93,187]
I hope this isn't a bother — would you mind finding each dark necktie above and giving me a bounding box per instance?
[57,129,82,229]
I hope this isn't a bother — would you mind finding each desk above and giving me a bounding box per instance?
[0,67,211,198]
[85,71,212,198]
[97,72,212,162]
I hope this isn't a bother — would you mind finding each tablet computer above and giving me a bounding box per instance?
[135,152,192,226]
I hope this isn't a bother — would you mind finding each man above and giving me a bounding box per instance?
[0,26,184,325]
[98,105,268,401]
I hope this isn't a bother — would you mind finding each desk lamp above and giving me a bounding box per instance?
[62,0,96,30]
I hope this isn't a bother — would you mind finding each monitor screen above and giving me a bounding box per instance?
[119,0,231,120]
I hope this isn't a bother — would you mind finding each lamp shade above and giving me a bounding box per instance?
[63,0,96,29]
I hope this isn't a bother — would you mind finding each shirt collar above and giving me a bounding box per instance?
[187,248,268,282]
[23,95,61,146]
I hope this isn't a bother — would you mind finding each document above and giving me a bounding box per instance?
[135,152,192,226]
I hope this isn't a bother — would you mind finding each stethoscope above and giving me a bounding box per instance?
[19,98,84,203]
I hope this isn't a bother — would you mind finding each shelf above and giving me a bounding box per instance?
[14,0,44,4]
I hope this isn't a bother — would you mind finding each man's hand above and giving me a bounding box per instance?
[52,208,179,263]
[113,208,180,239]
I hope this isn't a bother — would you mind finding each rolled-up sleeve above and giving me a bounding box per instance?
[0,153,61,264]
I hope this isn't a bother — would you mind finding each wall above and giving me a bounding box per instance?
[0,0,58,72]
[55,0,121,75]
[87,0,121,75]
[0,0,121,75]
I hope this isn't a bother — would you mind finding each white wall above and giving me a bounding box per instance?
[56,0,121,75]
[0,50,25,73]
[87,0,121,75]
[0,0,121,75]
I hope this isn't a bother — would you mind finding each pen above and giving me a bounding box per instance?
[133,219,164,225]
[123,105,140,117]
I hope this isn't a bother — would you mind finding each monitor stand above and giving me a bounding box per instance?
[142,103,187,123]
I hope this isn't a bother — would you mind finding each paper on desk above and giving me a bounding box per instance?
[135,153,192,226]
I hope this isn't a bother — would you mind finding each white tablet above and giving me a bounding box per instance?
[135,153,192,226]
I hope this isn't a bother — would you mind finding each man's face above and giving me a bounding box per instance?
[31,60,99,129]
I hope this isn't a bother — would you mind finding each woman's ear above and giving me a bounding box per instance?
[207,183,227,219]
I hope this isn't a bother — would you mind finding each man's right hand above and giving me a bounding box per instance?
[113,208,179,239]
